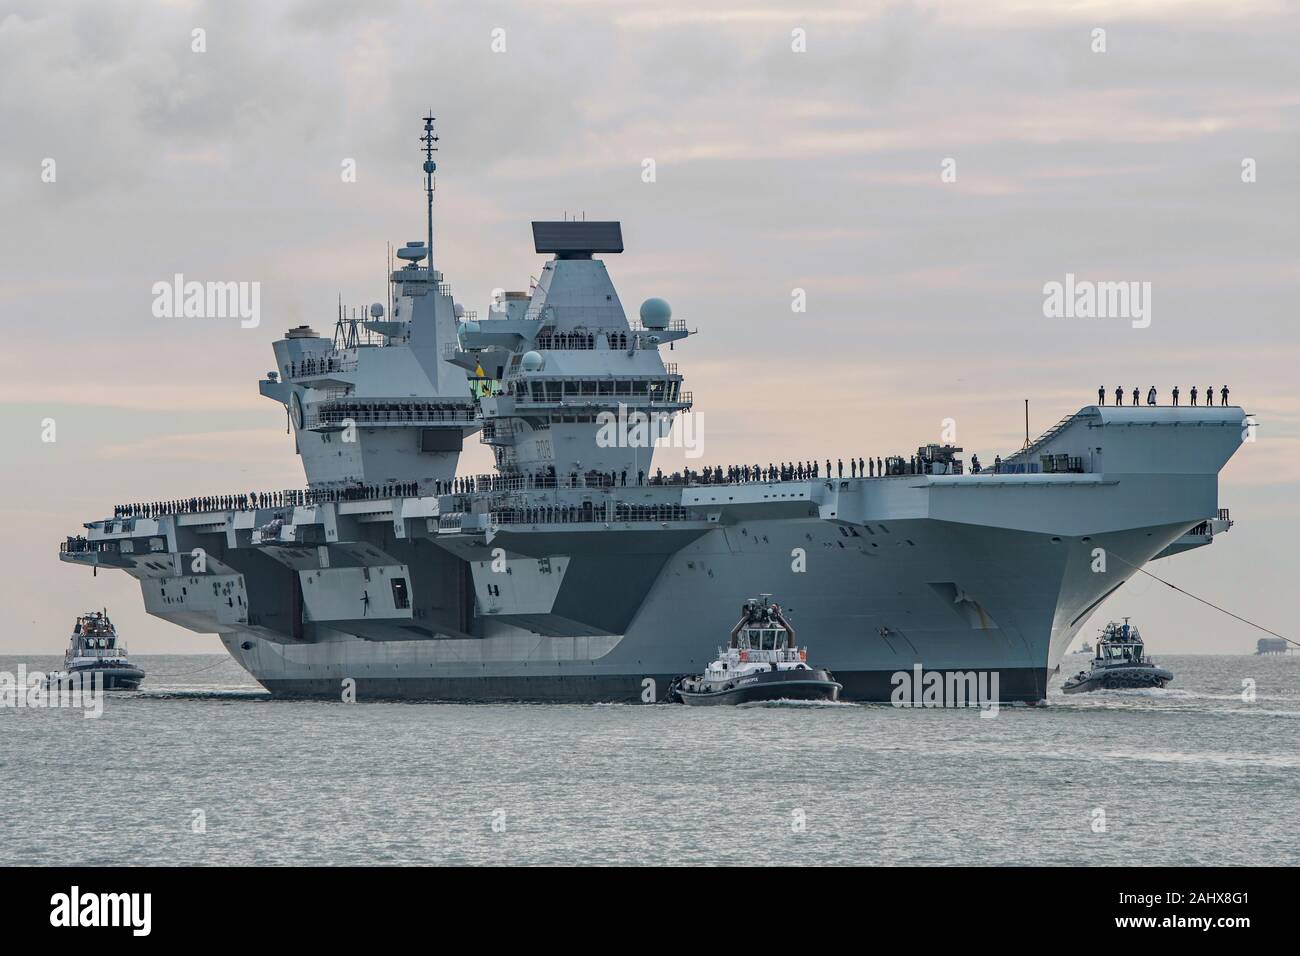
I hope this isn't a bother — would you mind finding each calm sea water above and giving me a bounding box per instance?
[2,653,1297,866]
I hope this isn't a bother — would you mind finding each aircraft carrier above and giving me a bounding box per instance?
[59,115,1246,703]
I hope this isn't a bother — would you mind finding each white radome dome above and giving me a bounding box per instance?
[639,297,671,329]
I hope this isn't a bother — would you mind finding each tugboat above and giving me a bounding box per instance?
[49,610,145,690]
[1062,618,1172,693]
[669,595,841,705]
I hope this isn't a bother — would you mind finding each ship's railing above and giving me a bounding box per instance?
[729,647,805,664]
[69,647,130,660]
[1002,412,1077,468]
[61,537,114,554]
[1038,453,1086,474]
[305,403,476,428]
[460,471,667,492]
[508,325,677,350]
[284,356,358,379]
[1188,509,1233,536]
[95,448,1028,528]
[629,318,689,333]
[438,512,466,531]
[530,330,653,351]
[489,503,691,525]
[507,390,691,408]
[535,331,598,350]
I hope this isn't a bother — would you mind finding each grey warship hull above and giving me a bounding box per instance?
[58,119,1246,704]
[64,430,1240,705]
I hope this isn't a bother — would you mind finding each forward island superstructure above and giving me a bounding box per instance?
[60,116,1247,703]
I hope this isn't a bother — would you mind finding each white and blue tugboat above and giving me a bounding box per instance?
[1062,618,1171,693]
[49,611,145,691]
[670,596,841,705]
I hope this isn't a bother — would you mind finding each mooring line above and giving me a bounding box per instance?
[1111,552,1296,648]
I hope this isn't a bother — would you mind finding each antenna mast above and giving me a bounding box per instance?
[420,113,439,276]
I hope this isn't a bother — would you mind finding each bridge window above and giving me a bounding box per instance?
[391,578,410,610]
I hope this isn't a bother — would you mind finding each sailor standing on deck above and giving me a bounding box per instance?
[1098,386,1105,405]
[1207,385,1214,406]
[1190,385,1198,406]
[1146,386,1157,405]
[1221,385,1230,406]
[1172,385,1180,406]
[1115,385,1123,405]
[1132,386,1140,406]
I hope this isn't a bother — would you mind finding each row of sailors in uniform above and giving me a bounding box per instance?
[113,482,422,517]
[446,458,963,491]
[446,470,639,493]
[1101,385,1230,406]
[284,356,345,378]
[659,456,962,483]
[108,450,981,524]
[108,415,1146,525]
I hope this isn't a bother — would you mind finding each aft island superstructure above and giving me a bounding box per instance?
[60,116,1246,703]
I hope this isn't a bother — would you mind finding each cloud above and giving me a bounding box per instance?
[96,428,286,461]
[1,0,1296,652]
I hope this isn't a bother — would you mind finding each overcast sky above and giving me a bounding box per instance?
[1,0,1296,653]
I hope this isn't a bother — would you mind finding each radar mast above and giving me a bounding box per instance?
[421,113,439,274]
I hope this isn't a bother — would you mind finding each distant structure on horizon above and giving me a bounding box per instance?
[1256,637,1291,655]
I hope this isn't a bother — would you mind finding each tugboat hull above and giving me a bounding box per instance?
[1062,665,1172,694]
[53,665,145,691]
[675,668,842,706]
